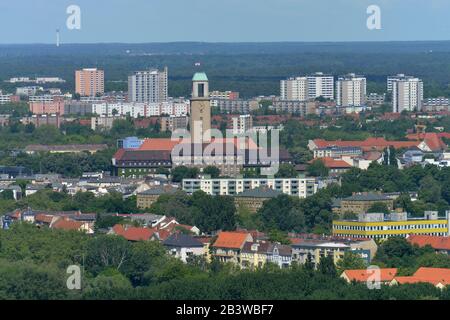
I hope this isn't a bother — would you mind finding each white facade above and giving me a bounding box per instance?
[232,114,253,135]
[336,74,367,107]
[128,68,168,103]
[183,178,318,199]
[307,72,334,100]
[280,77,308,101]
[0,95,14,104]
[91,102,189,118]
[392,78,423,113]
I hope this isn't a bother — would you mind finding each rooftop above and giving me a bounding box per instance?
[192,72,208,82]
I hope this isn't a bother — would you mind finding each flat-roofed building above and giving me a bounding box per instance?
[333,211,450,240]
[183,177,318,198]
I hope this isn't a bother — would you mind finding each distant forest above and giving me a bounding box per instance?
[0,41,450,98]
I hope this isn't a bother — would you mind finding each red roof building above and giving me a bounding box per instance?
[341,268,398,283]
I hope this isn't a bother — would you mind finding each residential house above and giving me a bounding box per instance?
[341,268,398,284]
[390,267,450,289]
[163,233,205,263]
[267,243,293,269]
[240,241,270,269]
[212,231,253,264]
[407,234,450,254]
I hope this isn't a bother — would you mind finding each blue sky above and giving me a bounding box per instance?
[0,0,449,43]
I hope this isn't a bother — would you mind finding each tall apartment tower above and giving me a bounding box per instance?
[387,74,415,93]
[307,72,334,100]
[128,67,168,103]
[392,77,424,113]
[190,72,211,144]
[280,77,308,101]
[336,73,367,107]
[75,68,104,97]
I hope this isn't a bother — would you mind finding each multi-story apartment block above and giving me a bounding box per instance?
[270,100,317,116]
[280,77,308,101]
[422,97,450,112]
[91,102,189,118]
[307,72,334,100]
[336,74,367,107]
[75,68,105,97]
[313,146,363,159]
[182,177,318,198]
[21,114,62,128]
[232,114,253,135]
[0,94,20,105]
[16,86,44,96]
[333,211,450,240]
[387,74,413,92]
[392,77,423,113]
[210,91,239,100]
[366,93,386,106]
[91,116,125,131]
[212,99,259,114]
[128,68,168,103]
[29,98,65,115]
[160,116,188,132]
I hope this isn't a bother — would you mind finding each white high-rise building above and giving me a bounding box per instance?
[336,74,367,107]
[392,77,423,113]
[307,72,334,100]
[128,67,168,103]
[280,77,308,101]
[387,74,414,92]
[232,114,253,135]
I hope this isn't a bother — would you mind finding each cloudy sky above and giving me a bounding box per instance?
[0,0,449,43]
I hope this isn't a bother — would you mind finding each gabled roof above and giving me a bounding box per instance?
[408,235,450,251]
[163,233,203,248]
[311,157,352,169]
[213,231,251,249]
[241,241,271,254]
[139,185,179,196]
[343,268,398,282]
[139,139,181,151]
[52,219,84,231]
[393,267,450,287]
[111,224,156,241]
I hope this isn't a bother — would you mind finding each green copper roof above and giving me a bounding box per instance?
[192,72,208,81]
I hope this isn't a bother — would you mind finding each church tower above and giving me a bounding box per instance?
[190,72,211,143]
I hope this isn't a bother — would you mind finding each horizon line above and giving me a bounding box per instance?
[1,39,450,46]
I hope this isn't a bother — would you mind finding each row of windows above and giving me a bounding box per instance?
[334,223,448,231]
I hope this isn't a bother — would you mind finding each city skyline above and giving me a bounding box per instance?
[0,0,450,44]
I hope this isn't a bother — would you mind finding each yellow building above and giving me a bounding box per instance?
[240,242,270,269]
[333,211,450,240]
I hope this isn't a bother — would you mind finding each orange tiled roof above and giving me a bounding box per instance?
[138,137,259,152]
[311,157,352,169]
[122,227,156,241]
[35,214,54,224]
[139,138,182,151]
[394,267,450,286]
[406,133,448,151]
[408,235,450,251]
[343,268,398,282]
[52,219,83,231]
[213,231,250,249]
